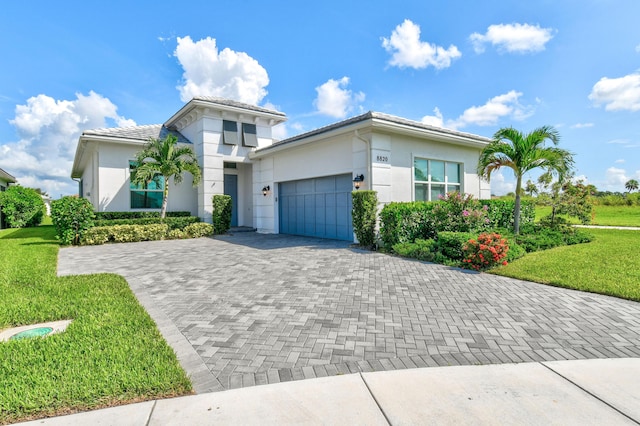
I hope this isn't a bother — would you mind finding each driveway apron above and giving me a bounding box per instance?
[58,233,640,393]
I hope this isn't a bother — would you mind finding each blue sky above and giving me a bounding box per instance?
[1,0,639,197]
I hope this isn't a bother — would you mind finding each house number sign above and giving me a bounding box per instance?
[372,150,390,164]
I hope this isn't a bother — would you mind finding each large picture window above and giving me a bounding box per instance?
[414,158,462,201]
[129,161,164,209]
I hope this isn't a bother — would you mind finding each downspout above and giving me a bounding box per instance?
[72,178,81,198]
[354,129,371,190]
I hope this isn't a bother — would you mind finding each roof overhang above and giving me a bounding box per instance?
[250,112,490,159]
[0,168,17,183]
[165,97,287,130]
[71,134,148,178]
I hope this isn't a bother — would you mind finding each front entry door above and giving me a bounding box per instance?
[223,174,238,227]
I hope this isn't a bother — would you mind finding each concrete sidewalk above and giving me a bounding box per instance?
[17,358,640,425]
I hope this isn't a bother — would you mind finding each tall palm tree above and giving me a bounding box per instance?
[625,179,639,193]
[477,125,574,234]
[131,134,202,219]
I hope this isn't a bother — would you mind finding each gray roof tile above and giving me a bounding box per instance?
[260,111,490,153]
[82,124,191,144]
[191,96,286,117]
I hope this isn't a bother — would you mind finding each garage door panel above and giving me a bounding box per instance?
[278,174,353,241]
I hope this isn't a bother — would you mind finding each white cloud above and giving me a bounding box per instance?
[604,166,629,190]
[615,159,626,164]
[489,169,516,195]
[571,122,594,128]
[0,92,134,196]
[382,19,461,70]
[421,107,445,128]
[314,77,365,118]
[174,36,269,105]
[470,23,555,54]
[449,90,533,129]
[636,44,640,53]
[589,72,640,111]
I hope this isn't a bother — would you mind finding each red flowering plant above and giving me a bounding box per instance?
[462,232,509,271]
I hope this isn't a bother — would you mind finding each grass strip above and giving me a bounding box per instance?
[535,205,640,227]
[0,226,192,424]
[491,228,640,302]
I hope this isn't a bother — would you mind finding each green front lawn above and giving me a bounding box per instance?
[0,226,192,424]
[491,228,640,301]
[535,205,640,227]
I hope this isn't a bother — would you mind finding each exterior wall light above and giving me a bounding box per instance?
[262,185,270,196]
[353,174,364,190]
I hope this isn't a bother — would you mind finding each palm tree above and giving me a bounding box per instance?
[477,125,574,234]
[131,134,202,219]
[625,179,639,193]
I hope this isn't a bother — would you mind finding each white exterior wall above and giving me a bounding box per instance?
[253,133,367,234]
[89,142,197,215]
[370,131,490,203]
[176,110,276,223]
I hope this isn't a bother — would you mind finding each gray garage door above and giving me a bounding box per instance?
[279,174,353,241]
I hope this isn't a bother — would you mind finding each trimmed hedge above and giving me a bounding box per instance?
[483,199,535,230]
[380,198,535,249]
[94,216,200,230]
[379,202,436,248]
[212,194,232,234]
[83,224,170,245]
[94,211,191,220]
[352,190,378,248]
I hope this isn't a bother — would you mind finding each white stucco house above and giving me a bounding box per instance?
[71,97,491,241]
[0,168,17,229]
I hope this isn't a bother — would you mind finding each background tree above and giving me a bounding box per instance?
[524,179,538,197]
[477,125,574,234]
[131,134,202,219]
[625,179,639,193]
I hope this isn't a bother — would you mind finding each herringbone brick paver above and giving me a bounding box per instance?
[58,233,640,393]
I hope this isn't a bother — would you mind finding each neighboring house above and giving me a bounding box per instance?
[0,168,17,229]
[71,97,491,241]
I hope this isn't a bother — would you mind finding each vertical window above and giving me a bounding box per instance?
[413,158,463,201]
[242,123,258,147]
[223,120,238,145]
[129,161,164,209]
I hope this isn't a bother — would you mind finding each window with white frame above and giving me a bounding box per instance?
[414,158,462,201]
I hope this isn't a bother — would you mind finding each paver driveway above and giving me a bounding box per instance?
[58,233,640,393]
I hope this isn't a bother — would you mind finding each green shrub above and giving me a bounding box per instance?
[484,199,535,229]
[81,226,111,245]
[94,216,200,230]
[393,238,438,262]
[94,211,191,220]
[212,194,232,234]
[380,202,436,248]
[0,186,46,228]
[431,192,489,233]
[51,196,95,245]
[462,233,509,271]
[504,238,526,262]
[352,190,378,248]
[436,231,477,261]
[81,224,169,245]
[167,229,187,239]
[184,222,214,238]
[516,225,566,252]
[563,228,594,245]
